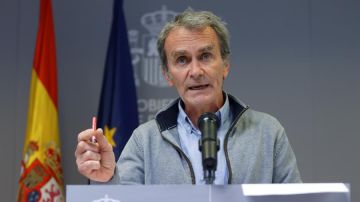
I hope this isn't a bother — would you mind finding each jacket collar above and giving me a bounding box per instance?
[155,93,247,132]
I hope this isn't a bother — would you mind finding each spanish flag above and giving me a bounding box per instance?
[17,0,64,201]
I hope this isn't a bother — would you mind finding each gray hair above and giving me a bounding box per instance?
[157,9,231,72]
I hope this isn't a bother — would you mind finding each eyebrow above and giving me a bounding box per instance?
[198,44,215,53]
[171,50,187,59]
[170,44,215,58]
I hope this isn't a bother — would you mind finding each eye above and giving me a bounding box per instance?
[200,52,212,61]
[176,56,188,65]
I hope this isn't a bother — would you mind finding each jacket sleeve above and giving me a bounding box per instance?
[273,128,302,183]
[116,129,145,184]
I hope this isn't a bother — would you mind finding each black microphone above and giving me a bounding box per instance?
[198,112,220,184]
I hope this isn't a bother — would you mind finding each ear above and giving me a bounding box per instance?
[223,62,230,80]
[162,69,174,86]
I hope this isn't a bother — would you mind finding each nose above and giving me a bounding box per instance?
[189,60,204,78]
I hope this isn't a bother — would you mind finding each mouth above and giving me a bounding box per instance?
[188,84,210,91]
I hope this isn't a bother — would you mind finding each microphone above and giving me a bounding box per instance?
[198,112,220,184]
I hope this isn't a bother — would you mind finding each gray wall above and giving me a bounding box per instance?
[1,0,359,201]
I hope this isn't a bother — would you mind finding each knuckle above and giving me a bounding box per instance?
[78,140,88,148]
[78,129,93,142]
[77,164,88,174]
[81,150,92,160]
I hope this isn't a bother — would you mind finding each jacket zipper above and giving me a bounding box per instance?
[224,106,249,184]
[162,137,196,184]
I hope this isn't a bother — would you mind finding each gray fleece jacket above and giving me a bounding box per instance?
[99,94,301,185]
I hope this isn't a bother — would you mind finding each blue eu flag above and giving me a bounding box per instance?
[97,0,139,161]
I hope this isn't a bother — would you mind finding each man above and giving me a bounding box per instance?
[75,9,301,184]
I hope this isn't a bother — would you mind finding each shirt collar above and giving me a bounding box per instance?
[177,93,230,134]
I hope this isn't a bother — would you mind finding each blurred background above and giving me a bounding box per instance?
[0,0,359,201]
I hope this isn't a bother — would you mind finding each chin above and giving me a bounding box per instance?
[183,90,219,105]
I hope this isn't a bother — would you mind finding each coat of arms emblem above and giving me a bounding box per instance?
[129,6,177,88]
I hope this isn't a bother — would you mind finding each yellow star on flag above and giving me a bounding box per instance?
[104,125,117,147]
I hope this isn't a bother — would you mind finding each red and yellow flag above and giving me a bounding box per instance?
[18,0,64,201]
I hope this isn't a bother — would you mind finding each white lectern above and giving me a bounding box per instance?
[66,183,350,202]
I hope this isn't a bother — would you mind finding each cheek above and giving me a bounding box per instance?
[211,69,226,83]
[166,71,187,89]
[173,71,187,83]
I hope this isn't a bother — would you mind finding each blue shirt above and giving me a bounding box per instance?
[177,95,232,184]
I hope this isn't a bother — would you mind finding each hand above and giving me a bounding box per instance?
[75,128,115,182]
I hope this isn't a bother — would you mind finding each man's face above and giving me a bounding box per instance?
[163,26,230,110]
